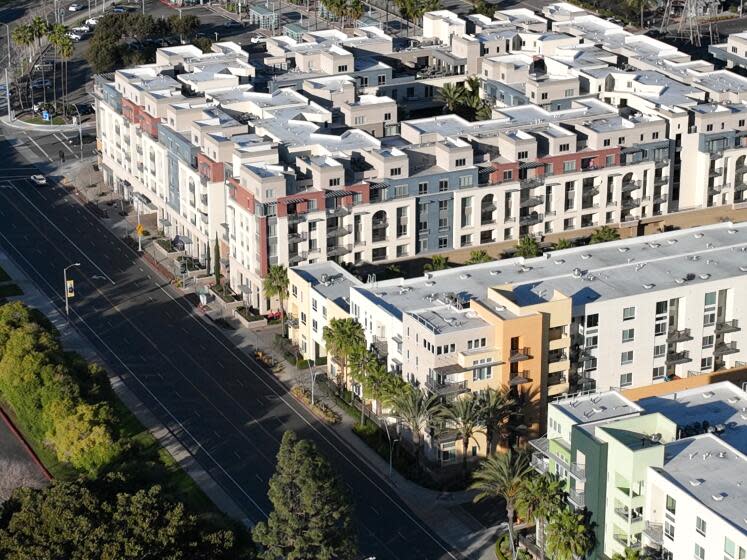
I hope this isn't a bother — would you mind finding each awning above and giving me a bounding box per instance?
[519,161,545,170]
[325,190,355,198]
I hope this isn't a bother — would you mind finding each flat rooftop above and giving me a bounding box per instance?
[551,390,642,425]
[293,261,362,312]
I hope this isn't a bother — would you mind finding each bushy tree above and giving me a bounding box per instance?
[516,236,540,258]
[465,249,493,265]
[424,254,449,271]
[553,238,573,250]
[590,225,620,244]
[253,431,357,560]
[322,317,365,391]
[263,265,289,334]
[545,505,594,560]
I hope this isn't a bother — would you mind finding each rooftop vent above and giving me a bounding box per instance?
[459,273,471,280]
[675,278,685,285]
[694,233,705,239]
[718,451,727,458]
[425,280,436,287]
[728,396,740,404]
[706,243,714,249]
[520,266,532,273]
[489,269,501,276]
[699,273,711,279]
[728,229,738,234]
[712,493,726,502]
[667,239,677,245]
[689,479,703,486]
[581,253,591,260]
[555,259,565,264]
[618,247,629,252]
[648,242,661,248]
[635,263,646,271]
[688,255,700,261]
[740,266,747,272]
[572,268,583,278]
[703,391,716,399]
[643,283,655,289]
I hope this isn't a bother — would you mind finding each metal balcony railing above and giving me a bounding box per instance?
[716,319,740,333]
[666,350,691,365]
[667,328,692,344]
[509,347,531,362]
[327,206,350,217]
[288,231,308,243]
[519,213,543,226]
[520,195,544,208]
[643,522,663,544]
[622,180,642,193]
[714,341,738,357]
[425,378,469,396]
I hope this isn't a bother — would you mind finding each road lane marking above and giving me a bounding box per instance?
[54,132,77,157]
[24,133,53,162]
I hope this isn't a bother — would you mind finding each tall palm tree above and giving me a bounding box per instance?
[612,548,643,560]
[389,389,441,467]
[441,395,485,478]
[322,317,365,392]
[475,101,493,121]
[471,449,533,560]
[438,82,466,113]
[48,24,67,108]
[11,25,33,109]
[423,254,449,271]
[58,36,74,118]
[479,387,515,456]
[544,505,593,560]
[263,265,289,335]
[29,17,49,103]
[465,249,492,265]
[349,347,377,423]
[464,75,481,106]
[516,473,566,560]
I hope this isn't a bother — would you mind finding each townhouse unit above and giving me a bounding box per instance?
[530,381,747,560]
[95,6,747,312]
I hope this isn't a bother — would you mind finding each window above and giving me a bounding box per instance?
[472,358,492,381]
[564,88,574,97]
[653,365,665,380]
[439,179,449,192]
[384,112,391,121]
[695,543,705,560]
[621,350,634,365]
[518,151,528,159]
[458,175,473,187]
[585,335,598,348]
[656,300,668,315]
[329,177,341,187]
[396,244,408,257]
[541,92,548,100]
[455,158,466,167]
[623,306,636,321]
[696,517,706,537]
[603,138,611,147]
[418,182,428,195]
[654,344,666,358]
[390,167,402,177]
[705,292,717,306]
[312,299,317,312]
[337,65,348,72]
[378,74,386,85]
[620,372,633,387]
[354,116,365,125]
[559,143,570,152]
[586,314,599,328]
[701,357,713,371]
[503,170,513,181]
[664,520,675,540]
[441,442,456,464]
[292,285,298,297]
[704,311,716,327]
[706,124,713,132]
[703,335,715,348]
[312,319,318,333]
[300,312,307,325]
[622,328,635,343]
[725,539,736,560]
[438,237,447,249]
[655,321,667,336]
[666,495,676,514]
[393,185,407,198]
[563,160,576,172]
[322,306,327,319]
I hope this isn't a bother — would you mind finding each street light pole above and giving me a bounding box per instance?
[384,421,399,478]
[63,262,81,316]
[309,365,322,406]
[136,198,142,252]
[4,23,12,122]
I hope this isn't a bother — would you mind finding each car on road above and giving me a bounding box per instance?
[111,6,128,13]
[223,20,242,28]
[30,175,47,186]
[68,2,84,11]
[30,78,51,89]
[72,25,90,34]
[85,17,98,26]
[33,62,54,73]
[67,32,83,41]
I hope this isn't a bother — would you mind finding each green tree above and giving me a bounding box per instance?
[474,0,494,17]
[263,265,289,335]
[553,238,573,250]
[438,82,466,112]
[475,102,493,121]
[625,0,654,28]
[87,34,122,73]
[349,347,377,423]
[193,36,213,52]
[424,254,449,271]
[544,505,594,560]
[441,395,485,479]
[479,386,515,456]
[516,235,540,258]
[389,389,441,467]
[612,548,644,560]
[464,75,481,106]
[213,235,221,287]
[590,225,620,244]
[253,431,357,560]
[471,450,533,560]
[322,317,365,391]
[0,479,243,559]
[465,249,493,265]
[516,473,566,560]
[169,14,200,40]
[58,36,74,117]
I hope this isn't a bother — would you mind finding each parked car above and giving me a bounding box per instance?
[30,175,47,186]
[67,32,82,41]
[223,20,242,28]
[33,62,54,73]
[30,78,51,89]
[68,3,83,11]
[71,25,90,34]
[85,17,99,26]
[111,5,127,13]
[75,102,94,115]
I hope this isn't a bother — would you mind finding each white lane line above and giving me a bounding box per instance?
[54,132,77,157]
[24,133,53,162]
[6,187,116,285]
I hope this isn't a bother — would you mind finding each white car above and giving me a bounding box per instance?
[30,175,47,186]
[69,3,83,11]
[67,32,82,41]
[71,25,90,34]
[85,17,98,26]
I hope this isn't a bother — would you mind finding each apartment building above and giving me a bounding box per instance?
[530,381,747,560]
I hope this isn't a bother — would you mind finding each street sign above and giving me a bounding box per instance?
[42,110,50,122]
[136,223,145,237]
[65,279,75,298]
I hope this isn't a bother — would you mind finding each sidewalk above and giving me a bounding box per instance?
[1,114,97,133]
[201,308,501,560]
[0,247,250,526]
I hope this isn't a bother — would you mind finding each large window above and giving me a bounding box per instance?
[621,350,634,365]
[622,328,635,343]
[623,306,636,321]
[666,495,676,514]
[695,543,706,560]
[696,517,707,537]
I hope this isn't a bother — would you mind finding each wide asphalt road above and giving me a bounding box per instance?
[0,139,459,560]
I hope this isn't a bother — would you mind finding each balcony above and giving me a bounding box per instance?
[289,252,308,265]
[531,453,549,473]
[529,437,586,480]
[667,328,693,344]
[714,341,739,357]
[520,195,544,208]
[709,167,724,178]
[708,184,723,196]
[614,535,641,549]
[643,522,663,545]
[371,219,388,229]
[568,488,585,508]
[622,198,641,210]
[716,319,740,334]
[327,224,352,237]
[425,378,469,396]
[666,350,691,365]
[736,181,747,193]
[327,244,352,257]
[621,180,641,193]
[519,213,543,226]
[615,508,643,523]
[653,193,668,204]
[521,176,544,189]
[288,231,308,243]
[654,159,669,168]
[327,206,350,217]
[547,372,567,386]
[288,213,306,225]
[509,347,531,362]
[509,371,531,386]
[200,193,208,206]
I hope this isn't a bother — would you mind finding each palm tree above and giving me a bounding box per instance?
[59,36,74,118]
[390,389,441,467]
[29,17,49,103]
[441,395,485,478]
[612,548,643,560]
[545,505,593,560]
[553,238,573,250]
[322,317,365,392]
[438,82,466,113]
[479,387,515,456]
[590,225,620,244]
[464,75,481,105]
[516,235,540,258]
[11,24,34,109]
[516,473,566,560]
[263,265,289,335]
[345,0,364,27]
[349,347,377,423]
[48,24,67,108]
[465,249,492,265]
[471,450,533,560]
[424,254,449,271]
[475,102,493,121]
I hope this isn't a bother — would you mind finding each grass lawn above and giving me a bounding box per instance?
[23,115,67,126]
[0,265,10,282]
[0,284,23,298]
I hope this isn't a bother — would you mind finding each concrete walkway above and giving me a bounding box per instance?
[0,114,97,133]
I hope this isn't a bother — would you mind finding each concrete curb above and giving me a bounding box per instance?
[0,406,53,481]
[0,115,96,133]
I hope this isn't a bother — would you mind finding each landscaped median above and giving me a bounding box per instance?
[0,301,253,557]
[290,385,341,424]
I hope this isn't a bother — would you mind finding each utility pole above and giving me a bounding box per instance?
[3,23,12,122]
[63,263,81,316]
